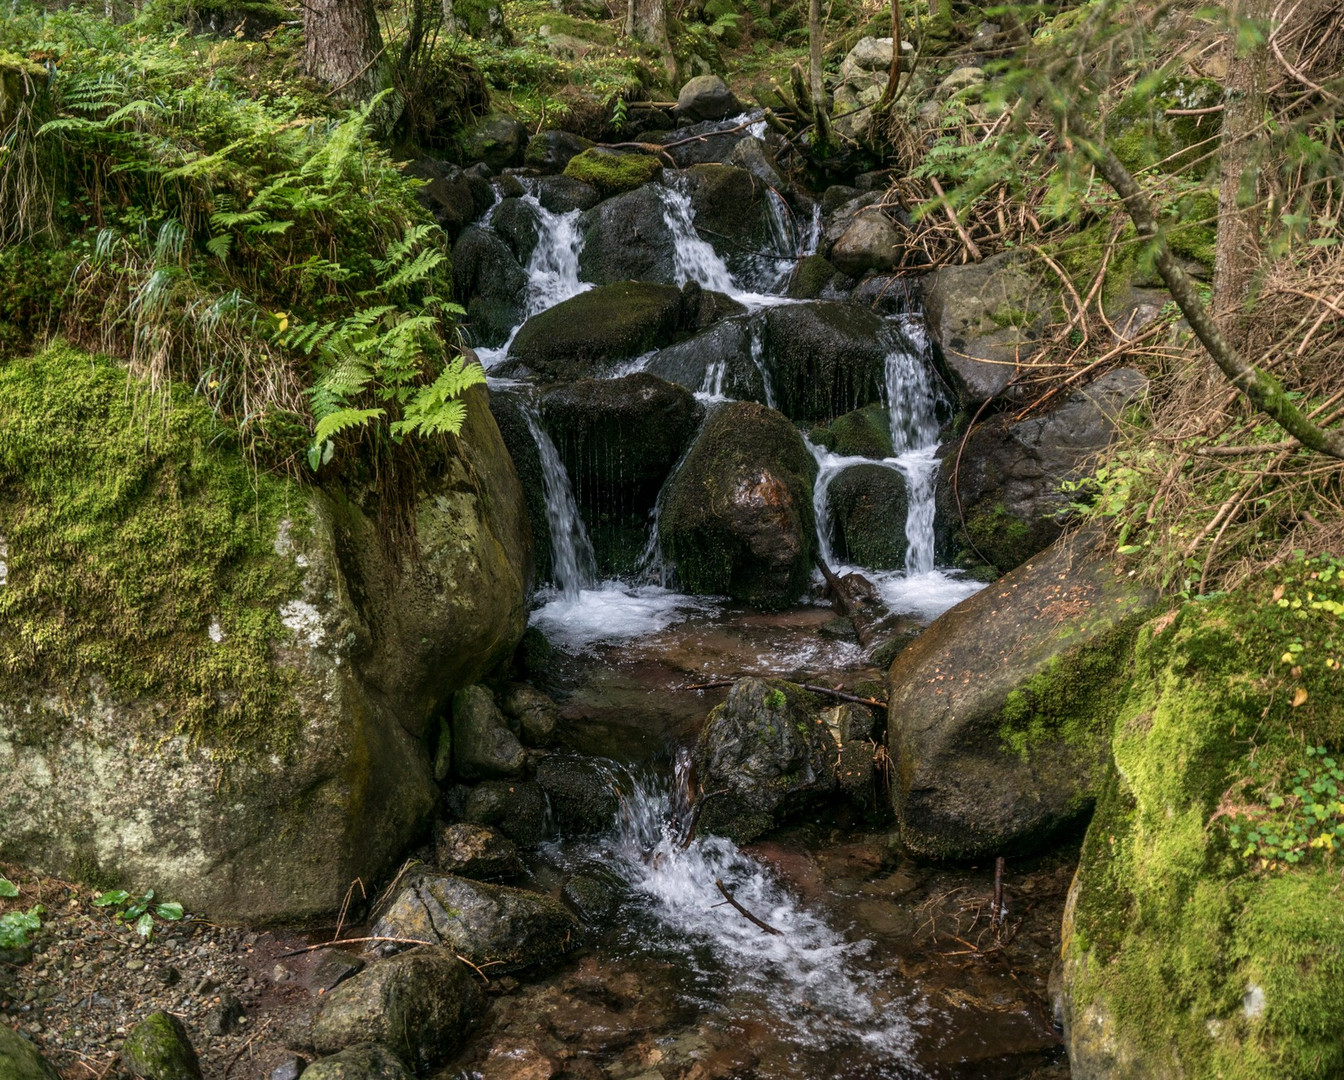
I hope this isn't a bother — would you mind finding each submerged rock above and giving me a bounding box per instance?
[692,678,839,842]
[762,302,888,423]
[121,1012,201,1080]
[660,401,817,609]
[936,368,1149,573]
[309,949,481,1068]
[886,531,1156,859]
[372,874,581,972]
[300,1045,411,1080]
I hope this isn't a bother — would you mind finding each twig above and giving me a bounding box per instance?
[680,789,728,848]
[277,935,434,957]
[715,879,783,935]
[929,175,983,261]
[683,679,887,709]
[223,1018,273,1080]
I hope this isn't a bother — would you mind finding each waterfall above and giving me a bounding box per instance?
[748,320,777,410]
[520,192,590,318]
[660,181,740,295]
[884,322,942,577]
[519,398,596,601]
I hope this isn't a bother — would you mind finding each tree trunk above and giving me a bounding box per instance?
[1212,0,1271,336]
[808,0,834,148]
[304,0,390,103]
[628,0,676,78]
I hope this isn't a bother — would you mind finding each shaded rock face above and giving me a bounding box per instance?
[676,75,741,122]
[121,1012,201,1080]
[433,823,522,880]
[685,164,775,281]
[451,685,526,781]
[461,114,526,172]
[0,365,530,922]
[827,464,908,570]
[936,369,1149,573]
[0,1026,61,1080]
[531,175,601,214]
[541,374,701,574]
[578,186,676,285]
[644,318,770,404]
[491,197,540,266]
[829,213,903,277]
[372,874,581,972]
[309,948,482,1069]
[486,389,553,586]
[692,679,839,843]
[923,251,1049,406]
[524,130,594,174]
[403,159,492,240]
[534,755,622,836]
[660,402,817,609]
[500,684,559,748]
[810,403,895,459]
[762,303,888,423]
[299,1045,410,1080]
[886,531,1156,860]
[506,282,742,381]
[459,781,550,847]
[452,226,526,348]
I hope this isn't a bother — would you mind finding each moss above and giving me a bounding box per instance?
[1066,565,1344,1078]
[1168,190,1218,273]
[964,500,1036,571]
[809,402,893,459]
[0,344,307,758]
[1107,75,1222,178]
[563,148,664,197]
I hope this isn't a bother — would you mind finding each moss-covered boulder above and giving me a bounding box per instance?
[300,1045,410,1080]
[827,464,908,570]
[761,302,888,423]
[685,164,775,281]
[524,130,594,174]
[507,281,742,381]
[459,113,524,170]
[1060,562,1344,1079]
[644,317,771,404]
[692,678,839,843]
[886,530,1156,859]
[0,1025,60,1080]
[308,948,482,1069]
[541,373,701,574]
[923,251,1050,407]
[660,401,817,609]
[935,368,1148,573]
[121,1013,200,1080]
[810,403,895,459]
[0,347,530,921]
[563,148,664,198]
[371,873,581,972]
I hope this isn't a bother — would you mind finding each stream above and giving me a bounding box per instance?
[455,154,1071,1078]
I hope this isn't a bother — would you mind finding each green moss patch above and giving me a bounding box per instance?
[809,402,894,459]
[563,148,664,196]
[0,344,307,758]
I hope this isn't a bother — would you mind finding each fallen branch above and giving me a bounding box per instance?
[684,678,888,710]
[680,788,728,848]
[715,878,783,935]
[813,553,873,647]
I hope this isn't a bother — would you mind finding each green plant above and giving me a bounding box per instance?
[93,888,185,939]
[1226,747,1344,869]
[0,877,45,951]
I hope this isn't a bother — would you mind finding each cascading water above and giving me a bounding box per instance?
[883,320,942,577]
[519,398,596,601]
[660,180,739,296]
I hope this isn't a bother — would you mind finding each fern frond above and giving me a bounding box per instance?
[312,406,385,444]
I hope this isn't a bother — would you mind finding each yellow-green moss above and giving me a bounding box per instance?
[563,148,664,196]
[1066,564,1344,1078]
[0,344,307,758]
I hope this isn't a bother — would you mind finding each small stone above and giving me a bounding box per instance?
[204,991,243,1036]
[270,1056,308,1080]
[121,1012,202,1080]
[193,977,219,996]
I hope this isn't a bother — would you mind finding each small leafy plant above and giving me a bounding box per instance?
[0,877,45,951]
[1226,746,1344,869]
[93,889,185,939]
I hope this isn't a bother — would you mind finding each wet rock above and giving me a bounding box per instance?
[372,874,581,971]
[561,865,626,925]
[300,1045,411,1080]
[827,463,909,570]
[534,755,622,835]
[460,779,550,846]
[501,684,560,747]
[643,317,770,403]
[886,530,1157,860]
[676,75,741,121]
[508,281,742,381]
[491,197,540,265]
[531,175,601,214]
[810,402,895,459]
[451,685,526,781]
[564,148,664,198]
[402,158,490,239]
[851,273,916,316]
[578,186,675,284]
[461,114,526,172]
[541,373,701,573]
[0,1025,60,1080]
[685,164,776,279]
[653,119,750,167]
[269,1056,307,1080]
[305,951,365,994]
[725,137,785,191]
[692,678,839,842]
[488,390,553,584]
[122,1012,202,1080]
[936,369,1149,572]
[786,255,842,299]
[524,130,594,174]
[829,213,903,277]
[923,251,1049,406]
[451,226,526,348]
[476,1039,561,1080]
[661,401,817,609]
[309,948,482,1068]
[762,302,888,423]
[433,823,523,880]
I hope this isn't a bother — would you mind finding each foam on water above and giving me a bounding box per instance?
[529,582,718,653]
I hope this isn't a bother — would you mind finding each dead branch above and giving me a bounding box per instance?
[714,878,783,935]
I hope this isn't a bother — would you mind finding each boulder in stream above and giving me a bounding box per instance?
[372,874,581,972]
[563,148,664,198]
[299,1046,410,1080]
[578,185,675,284]
[675,75,741,121]
[809,402,895,459]
[660,401,817,609]
[308,948,482,1069]
[433,822,523,880]
[761,302,888,423]
[829,212,903,277]
[451,226,526,348]
[643,317,770,404]
[886,530,1157,859]
[524,129,594,174]
[692,678,839,843]
[827,463,909,570]
[534,755,622,835]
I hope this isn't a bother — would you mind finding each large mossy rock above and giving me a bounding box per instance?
[372,874,581,972]
[923,251,1049,407]
[121,1013,201,1080]
[936,369,1148,573]
[563,148,664,198]
[762,302,888,423]
[507,282,741,381]
[826,464,908,570]
[579,186,676,285]
[886,531,1156,859]
[0,348,530,921]
[300,1045,410,1080]
[1061,567,1344,1079]
[0,1025,61,1080]
[309,948,482,1069]
[541,373,701,574]
[660,402,817,609]
[451,225,526,348]
[810,402,895,459]
[692,678,838,843]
